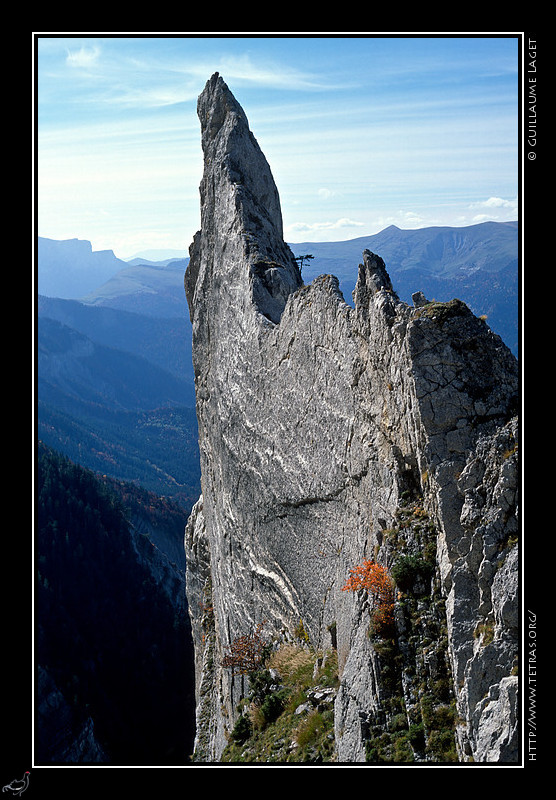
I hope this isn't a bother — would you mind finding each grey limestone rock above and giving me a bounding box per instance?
[184,73,519,763]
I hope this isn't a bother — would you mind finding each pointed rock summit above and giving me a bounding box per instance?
[185,72,302,326]
[184,75,519,764]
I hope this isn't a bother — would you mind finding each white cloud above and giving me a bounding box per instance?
[468,196,518,224]
[66,45,101,69]
[470,196,518,210]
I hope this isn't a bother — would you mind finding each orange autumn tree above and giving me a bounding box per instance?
[342,559,395,634]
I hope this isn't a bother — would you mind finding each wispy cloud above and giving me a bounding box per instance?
[55,45,334,113]
[288,218,365,234]
[318,188,338,200]
[37,36,519,254]
[65,45,101,69]
[99,84,197,109]
[183,53,337,91]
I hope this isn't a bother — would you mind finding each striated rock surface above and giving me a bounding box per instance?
[184,74,520,763]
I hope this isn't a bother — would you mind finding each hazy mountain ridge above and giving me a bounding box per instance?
[38,237,128,299]
[38,295,193,384]
[296,221,518,276]
[38,316,193,411]
[37,304,199,507]
[38,220,518,356]
[80,260,189,318]
[296,221,518,355]
[37,340,200,507]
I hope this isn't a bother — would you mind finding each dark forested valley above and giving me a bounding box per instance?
[36,444,196,764]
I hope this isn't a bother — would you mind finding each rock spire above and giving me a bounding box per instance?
[184,74,519,763]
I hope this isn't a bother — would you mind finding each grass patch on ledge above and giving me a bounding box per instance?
[221,644,339,763]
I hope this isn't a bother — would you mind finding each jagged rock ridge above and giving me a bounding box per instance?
[184,73,519,763]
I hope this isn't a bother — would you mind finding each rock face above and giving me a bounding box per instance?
[184,74,520,763]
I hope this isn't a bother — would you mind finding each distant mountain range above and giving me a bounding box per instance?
[37,309,199,508]
[37,253,199,507]
[38,220,519,352]
[80,259,189,318]
[125,248,187,263]
[36,221,518,506]
[296,221,518,282]
[37,237,128,299]
[295,221,519,356]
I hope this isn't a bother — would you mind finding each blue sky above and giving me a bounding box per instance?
[35,34,520,259]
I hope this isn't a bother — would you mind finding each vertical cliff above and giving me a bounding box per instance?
[184,74,519,763]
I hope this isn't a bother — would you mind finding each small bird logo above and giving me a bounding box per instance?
[2,772,30,796]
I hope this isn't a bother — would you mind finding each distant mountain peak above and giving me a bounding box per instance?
[124,248,187,263]
[38,237,126,300]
